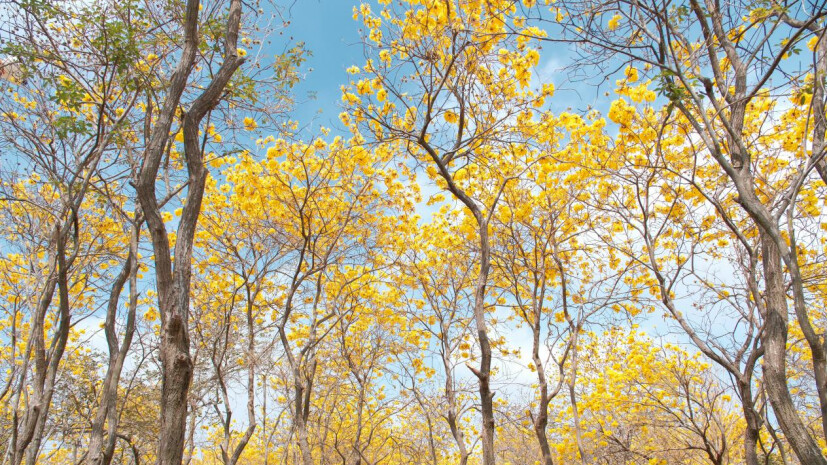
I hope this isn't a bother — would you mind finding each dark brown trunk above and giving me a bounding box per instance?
[418,118,498,465]
[532,405,554,465]
[531,321,554,465]
[157,312,193,465]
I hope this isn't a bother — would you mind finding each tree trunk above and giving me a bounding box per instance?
[759,231,825,465]
[811,31,826,183]
[418,113,498,465]
[156,311,193,465]
[531,320,554,465]
[9,244,59,465]
[87,220,140,465]
[533,400,554,465]
[134,0,244,461]
[295,412,314,465]
[9,274,55,465]
[786,211,827,436]
[737,379,761,465]
[474,222,496,465]
[442,343,470,465]
[20,225,72,465]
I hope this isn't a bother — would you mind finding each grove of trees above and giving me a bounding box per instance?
[0,0,824,464]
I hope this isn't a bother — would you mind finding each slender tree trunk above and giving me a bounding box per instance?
[87,220,140,465]
[737,380,761,465]
[423,410,439,465]
[474,222,495,465]
[568,339,589,465]
[8,228,62,465]
[786,211,827,436]
[296,414,314,465]
[278,271,313,465]
[568,380,588,464]
[811,31,826,183]
[446,411,470,465]
[219,295,258,465]
[441,343,469,465]
[531,318,554,465]
[759,231,826,465]
[20,225,72,465]
[278,299,313,465]
[281,346,313,465]
[418,118,498,465]
[9,273,56,465]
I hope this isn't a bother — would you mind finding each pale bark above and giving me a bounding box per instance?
[737,378,762,465]
[527,271,558,465]
[531,324,555,465]
[687,2,827,448]
[440,332,470,465]
[215,287,258,465]
[277,260,317,465]
[557,2,826,454]
[812,33,827,183]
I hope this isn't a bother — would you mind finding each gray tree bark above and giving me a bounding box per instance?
[418,138,498,465]
[759,231,825,465]
[87,218,141,465]
[134,0,245,463]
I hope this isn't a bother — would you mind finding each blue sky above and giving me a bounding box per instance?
[279,1,599,131]
[285,1,368,126]
[257,2,735,351]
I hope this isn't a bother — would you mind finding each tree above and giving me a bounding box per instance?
[555,328,744,465]
[0,1,825,464]
[86,212,142,465]
[546,0,826,462]
[580,72,776,464]
[396,207,479,465]
[132,0,246,461]
[198,134,405,465]
[489,107,637,465]
[1,0,300,462]
[344,2,555,462]
[189,188,277,465]
[0,0,149,461]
